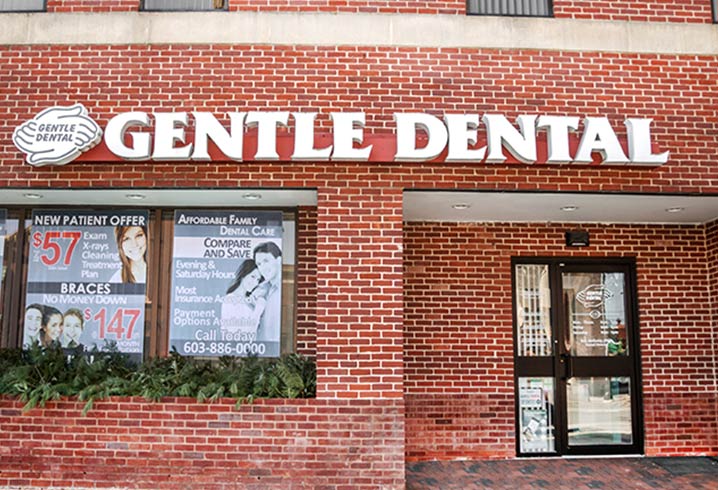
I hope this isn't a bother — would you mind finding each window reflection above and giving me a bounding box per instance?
[562,272,628,357]
[515,264,553,357]
[567,377,632,446]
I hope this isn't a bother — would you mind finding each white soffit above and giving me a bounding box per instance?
[0,189,317,208]
[403,191,718,224]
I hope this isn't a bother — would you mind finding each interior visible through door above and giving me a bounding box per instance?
[512,258,643,456]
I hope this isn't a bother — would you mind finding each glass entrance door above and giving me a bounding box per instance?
[513,259,643,456]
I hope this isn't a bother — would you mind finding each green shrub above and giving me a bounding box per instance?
[0,342,316,414]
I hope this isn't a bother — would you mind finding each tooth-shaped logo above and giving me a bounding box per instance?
[13,104,102,167]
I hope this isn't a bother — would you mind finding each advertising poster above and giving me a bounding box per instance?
[24,210,149,360]
[169,210,283,357]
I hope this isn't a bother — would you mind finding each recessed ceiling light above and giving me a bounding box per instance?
[665,207,685,213]
[125,194,146,200]
[560,205,579,212]
[452,203,470,210]
[23,193,43,199]
[243,193,262,200]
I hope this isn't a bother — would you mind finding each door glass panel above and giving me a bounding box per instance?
[562,272,628,357]
[518,377,555,453]
[515,264,553,356]
[567,377,632,446]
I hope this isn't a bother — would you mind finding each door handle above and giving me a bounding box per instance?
[559,353,573,381]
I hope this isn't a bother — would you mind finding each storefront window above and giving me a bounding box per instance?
[0,210,7,302]
[0,207,298,359]
[0,211,9,331]
[0,215,21,348]
[168,210,284,358]
[24,210,149,361]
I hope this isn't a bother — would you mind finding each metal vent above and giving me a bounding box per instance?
[0,0,45,11]
[143,0,226,11]
[467,0,552,17]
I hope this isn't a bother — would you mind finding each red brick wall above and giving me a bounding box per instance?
[315,182,404,399]
[707,219,718,455]
[0,397,404,489]
[0,180,405,487]
[0,179,404,488]
[2,46,717,195]
[296,206,317,357]
[229,0,465,14]
[47,0,139,12]
[40,0,716,21]
[404,221,718,460]
[554,0,714,23]
[44,0,466,14]
[708,220,718,327]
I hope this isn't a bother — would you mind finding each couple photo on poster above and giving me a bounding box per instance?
[220,242,282,344]
[168,210,284,357]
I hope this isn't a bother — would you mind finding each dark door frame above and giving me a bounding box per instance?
[512,257,644,457]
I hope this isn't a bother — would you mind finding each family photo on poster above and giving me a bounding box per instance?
[169,210,283,357]
[23,210,149,360]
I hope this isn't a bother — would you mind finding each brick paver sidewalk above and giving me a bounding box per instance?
[407,457,718,490]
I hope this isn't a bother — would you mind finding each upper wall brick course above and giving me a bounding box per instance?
[43,0,715,22]
[1,46,716,194]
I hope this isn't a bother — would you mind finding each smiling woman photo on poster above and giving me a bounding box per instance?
[40,306,63,347]
[220,259,267,337]
[253,242,282,343]
[110,225,147,283]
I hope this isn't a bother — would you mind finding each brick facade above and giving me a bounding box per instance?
[553,0,715,23]
[707,220,718,455]
[41,0,716,22]
[0,398,404,489]
[1,1,718,488]
[2,47,717,192]
[228,1,466,14]
[404,222,718,460]
[47,0,139,12]
[44,0,466,14]
[295,206,318,357]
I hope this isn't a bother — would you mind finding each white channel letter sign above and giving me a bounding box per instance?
[13,108,670,166]
[13,104,103,167]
